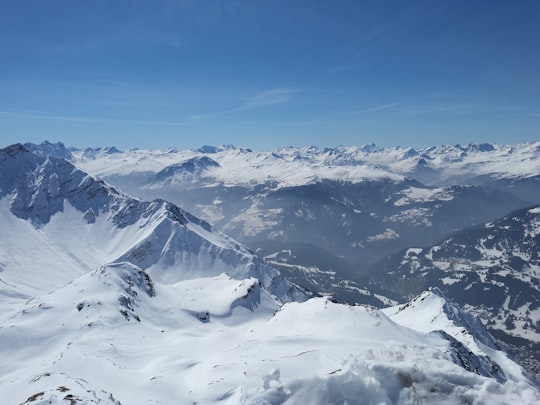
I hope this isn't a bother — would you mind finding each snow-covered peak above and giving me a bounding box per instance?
[155,155,220,182]
[383,288,536,386]
[3,277,539,404]
[0,143,136,226]
[23,140,73,160]
[65,141,540,193]
[1,144,540,403]
[0,143,306,303]
[81,146,122,160]
[384,288,500,351]
[110,198,305,302]
[379,202,540,377]
[70,143,406,189]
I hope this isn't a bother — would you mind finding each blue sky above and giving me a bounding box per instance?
[1,0,539,150]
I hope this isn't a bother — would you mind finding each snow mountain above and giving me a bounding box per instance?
[22,140,74,161]
[2,265,539,403]
[372,204,540,378]
[64,141,540,378]
[383,288,511,384]
[0,143,304,304]
[62,142,535,305]
[1,143,540,403]
[73,141,540,196]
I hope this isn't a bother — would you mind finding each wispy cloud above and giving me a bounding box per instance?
[357,102,400,114]
[191,87,302,121]
[0,109,189,126]
[404,105,473,115]
[0,110,99,123]
[342,102,400,115]
[242,88,301,108]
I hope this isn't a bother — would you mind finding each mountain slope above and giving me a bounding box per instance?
[0,143,539,403]
[383,288,523,384]
[372,205,540,378]
[0,144,304,305]
[63,143,531,304]
[2,266,538,404]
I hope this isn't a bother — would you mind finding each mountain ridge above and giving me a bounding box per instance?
[373,203,540,377]
[0,144,305,304]
[1,142,539,403]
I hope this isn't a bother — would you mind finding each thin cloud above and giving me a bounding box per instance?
[0,109,189,126]
[0,110,99,123]
[339,101,476,118]
[106,118,190,126]
[356,102,400,114]
[242,88,301,108]
[191,88,302,121]
[342,103,400,115]
[404,105,473,115]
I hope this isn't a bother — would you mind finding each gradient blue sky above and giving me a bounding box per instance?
[1,0,539,150]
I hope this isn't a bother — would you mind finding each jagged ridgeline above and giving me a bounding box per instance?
[0,142,539,403]
[59,140,540,378]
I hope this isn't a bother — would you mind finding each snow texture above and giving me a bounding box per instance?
[1,143,539,404]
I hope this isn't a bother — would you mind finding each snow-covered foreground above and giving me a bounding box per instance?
[1,270,539,405]
[0,144,539,404]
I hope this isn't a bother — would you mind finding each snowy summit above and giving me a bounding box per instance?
[0,143,539,404]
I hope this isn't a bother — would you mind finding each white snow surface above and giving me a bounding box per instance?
[2,273,540,405]
[1,144,539,404]
[71,146,404,189]
[71,142,540,188]
[392,187,456,206]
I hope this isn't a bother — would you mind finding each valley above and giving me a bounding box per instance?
[0,141,539,404]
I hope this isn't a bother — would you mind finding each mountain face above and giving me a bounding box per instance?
[1,142,539,403]
[372,205,540,378]
[22,140,73,160]
[0,144,304,304]
[66,141,539,380]
[69,142,540,209]
[22,142,540,370]
[2,264,539,403]
[63,142,534,304]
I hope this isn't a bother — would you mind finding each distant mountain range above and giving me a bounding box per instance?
[5,140,539,390]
